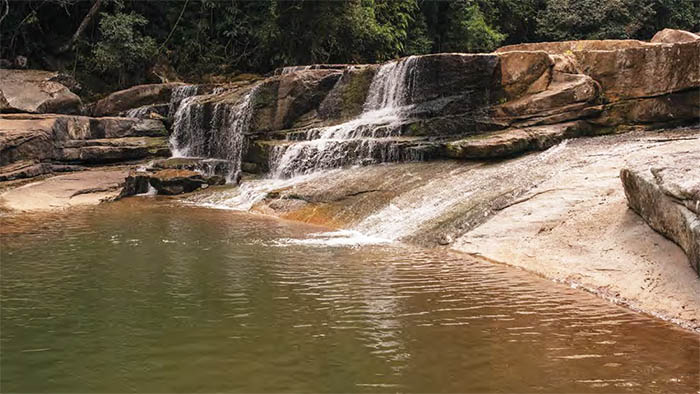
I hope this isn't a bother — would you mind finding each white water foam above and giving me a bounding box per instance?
[275,229,393,247]
[170,87,258,183]
[269,56,421,178]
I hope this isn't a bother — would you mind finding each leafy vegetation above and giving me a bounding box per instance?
[0,0,697,94]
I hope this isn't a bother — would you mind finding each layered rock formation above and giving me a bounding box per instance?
[0,114,169,181]
[621,155,700,274]
[162,29,698,185]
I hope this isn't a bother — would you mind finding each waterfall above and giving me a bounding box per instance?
[169,86,257,183]
[269,56,421,178]
[168,85,199,118]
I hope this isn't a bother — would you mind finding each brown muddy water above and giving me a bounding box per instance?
[1,199,698,393]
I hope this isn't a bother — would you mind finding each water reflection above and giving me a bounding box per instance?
[1,200,698,393]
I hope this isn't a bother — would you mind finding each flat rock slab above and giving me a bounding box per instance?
[0,69,81,114]
[621,152,700,273]
[0,169,127,212]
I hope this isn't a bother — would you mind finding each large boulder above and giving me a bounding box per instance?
[0,70,81,114]
[651,29,700,44]
[92,82,184,116]
[621,153,700,274]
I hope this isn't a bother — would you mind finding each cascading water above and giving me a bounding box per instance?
[269,56,422,178]
[169,86,257,183]
[168,85,199,118]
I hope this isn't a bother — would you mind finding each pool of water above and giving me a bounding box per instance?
[1,199,698,393]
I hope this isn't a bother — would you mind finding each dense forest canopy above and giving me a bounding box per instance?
[0,0,697,95]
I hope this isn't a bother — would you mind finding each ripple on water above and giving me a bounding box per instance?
[1,203,698,393]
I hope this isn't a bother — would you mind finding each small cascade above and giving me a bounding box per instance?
[168,85,199,118]
[169,86,257,183]
[268,56,423,178]
[124,105,152,118]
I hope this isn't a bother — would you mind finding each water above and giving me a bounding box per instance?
[170,86,256,183]
[1,200,698,393]
[269,57,423,178]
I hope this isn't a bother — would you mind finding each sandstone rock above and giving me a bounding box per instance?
[651,29,700,44]
[92,82,184,116]
[497,51,553,98]
[444,121,592,159]
[0,69,81,114]
[318,65,377,122]
[151,157,233,177]
[496,39,651,54]
[0,114,169,167]
[0,161,53,181]
[119,170,152,197]
[495,72,600,122]
[148,169,224,195]
[621,154,700,274]
[573,41,700,100]
[58,137,169,163]
[251,69,343,133]
[592,90,700,127]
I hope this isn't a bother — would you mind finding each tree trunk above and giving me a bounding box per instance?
[58,0,102,53]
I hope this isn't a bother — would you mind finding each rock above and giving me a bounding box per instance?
[651,29,700,44]
[444,121,592,160]
[494,72,600,123]
[0,69,81,114]
[621,154,700,274]
[495,39,652,54]
[147,169,224,195]
[251,69,343,133]
[92,82,184,116]
[119,170,152,197]
[497,51,553,99]
[0,161,53,181]
[151,157,233,177]
[0,114,169,167]
[0,169,128,211]
[318,65,377,122]
[0,115,59,165]
[573,41,700,100]
[592,90,700,127]
[58,137,170,163]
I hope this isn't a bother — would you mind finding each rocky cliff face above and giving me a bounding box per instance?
[161,30,698,180]
[1,29,698,187]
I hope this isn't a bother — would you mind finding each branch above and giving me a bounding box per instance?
[58,0,102,54]
[158,0,189,52]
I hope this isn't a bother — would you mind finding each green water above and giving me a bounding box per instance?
[1,199,698,393]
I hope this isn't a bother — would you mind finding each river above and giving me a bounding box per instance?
[1,199,698,392]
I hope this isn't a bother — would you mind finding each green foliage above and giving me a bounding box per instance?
[443,0,506,52]
[536,0,656,40]
[0,0,697,93]
[91,11,157,85]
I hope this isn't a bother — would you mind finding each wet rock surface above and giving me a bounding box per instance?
[120,165,226,198]
[621,153,700,274]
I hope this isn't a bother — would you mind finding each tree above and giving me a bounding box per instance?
[442,0,505,52]
[91,11,157,86]
[536,0,655,41]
